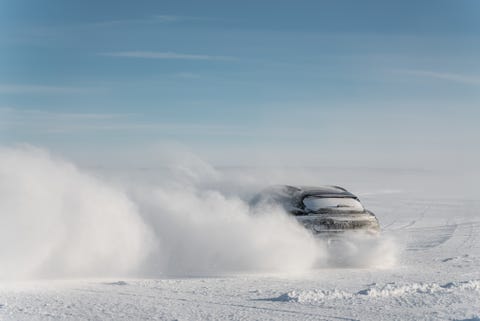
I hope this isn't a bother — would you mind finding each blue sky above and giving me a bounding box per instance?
[1,0,479,167]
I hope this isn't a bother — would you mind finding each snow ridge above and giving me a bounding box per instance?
[359,280,480,297]
[275,280,480,303]
[274,289,352,302]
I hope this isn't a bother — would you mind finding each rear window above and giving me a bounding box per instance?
[303,197,364,212]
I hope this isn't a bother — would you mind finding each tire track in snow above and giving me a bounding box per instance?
[380,198,430,231]
[453,221,480,252]
[405,223,458,251]
[72,287,360,321]
[392,203,429,231]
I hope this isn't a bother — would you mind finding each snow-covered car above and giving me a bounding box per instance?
[251,185,380,233]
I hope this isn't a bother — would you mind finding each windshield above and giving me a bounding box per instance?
[303,197,364,212]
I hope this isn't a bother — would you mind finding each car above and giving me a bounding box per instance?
[251,185,380,234]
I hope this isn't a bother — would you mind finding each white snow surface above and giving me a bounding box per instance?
[0,146,479,320]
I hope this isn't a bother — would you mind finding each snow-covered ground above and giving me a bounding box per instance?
[1,192,479,321]
[0,149,479,320]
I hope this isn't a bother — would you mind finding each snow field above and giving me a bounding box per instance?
[0,146,479,320]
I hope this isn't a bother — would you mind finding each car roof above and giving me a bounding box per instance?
[276,185,357,198]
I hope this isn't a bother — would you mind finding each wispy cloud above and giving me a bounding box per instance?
[395,70,480,86]
[153,15,188,23]
[100,51,235,61]
[0,107,249,136]
[0,107,344,140]
[89,15,206,27]
[0,84,93,94]
[0,107,125,120]
[173,72,201,79]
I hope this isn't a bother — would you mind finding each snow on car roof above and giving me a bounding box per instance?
[297,185,357,198]
[261,185,357,199]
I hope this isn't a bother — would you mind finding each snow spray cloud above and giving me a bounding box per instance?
[0,146,153,279]
[131,186,323,276]
[0,146,396,279]
[319,231,397,268]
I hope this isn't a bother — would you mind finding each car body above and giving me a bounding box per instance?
[251,185,380,234]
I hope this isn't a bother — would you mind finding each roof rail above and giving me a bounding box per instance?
[284,185,302,192]
[328,185,348,192]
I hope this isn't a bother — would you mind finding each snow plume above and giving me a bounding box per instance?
[320,231,397,268]
[132,186,322,276]
[0,146,153,279]
[0,146,396,279]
